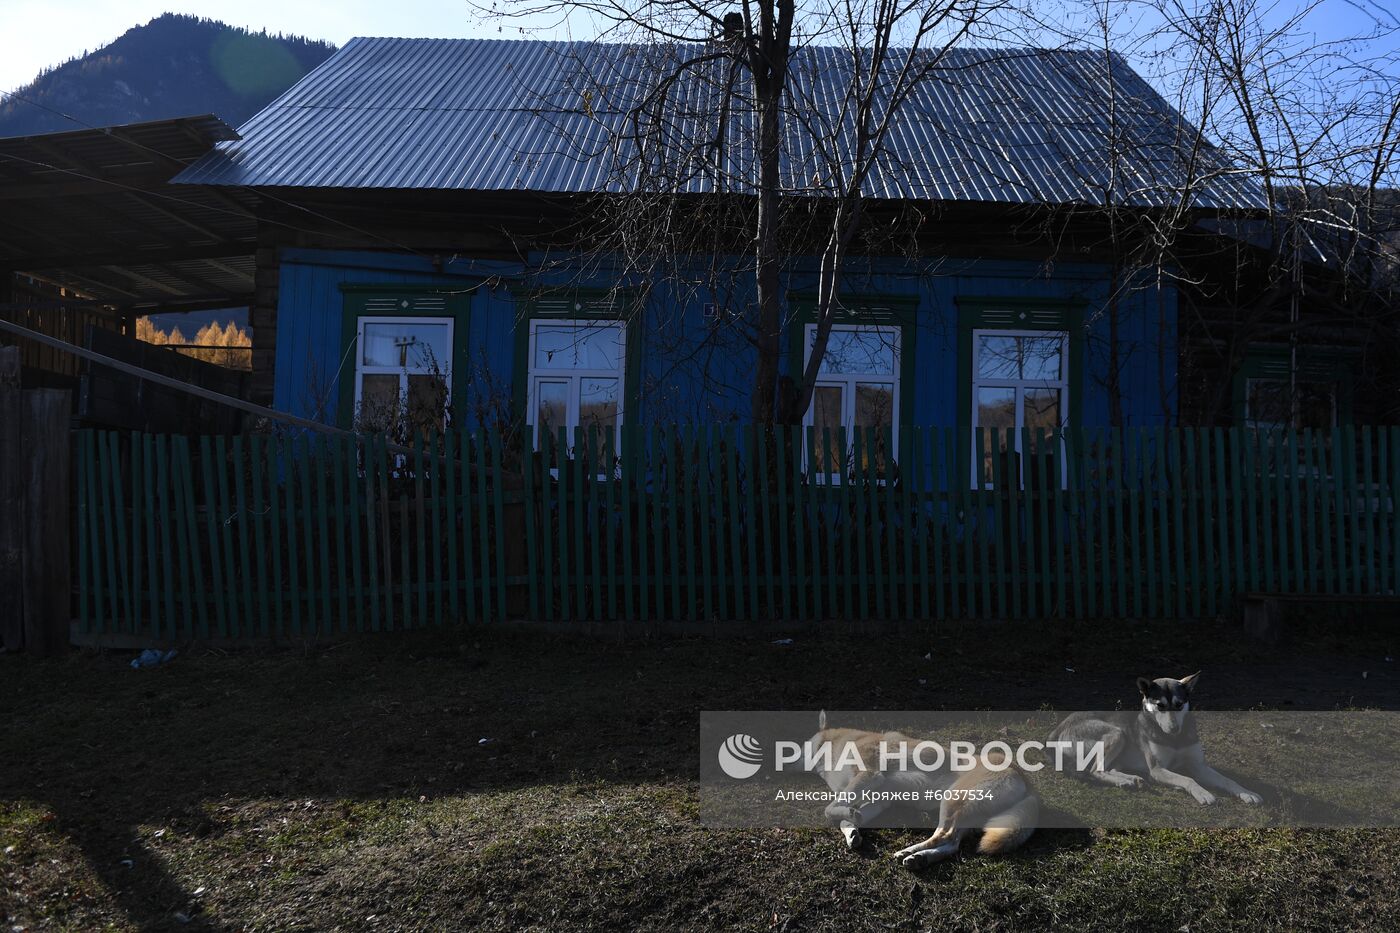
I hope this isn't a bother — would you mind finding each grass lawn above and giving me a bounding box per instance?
[3,621,1399,931]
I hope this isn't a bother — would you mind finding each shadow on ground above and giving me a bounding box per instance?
[3,620,1397,930]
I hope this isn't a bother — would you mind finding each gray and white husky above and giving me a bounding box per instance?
[1049,672,1263,806]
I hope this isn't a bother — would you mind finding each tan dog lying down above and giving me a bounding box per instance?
[810,712,1039,868]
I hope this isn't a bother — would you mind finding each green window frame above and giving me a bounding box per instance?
[787,294,918,479]
[786,294,919,421]
[957,296,1085,487]
[1232,346,1354,431]
[511,288,643,450]
[337,285,473,430]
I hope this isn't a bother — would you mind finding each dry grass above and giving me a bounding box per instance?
[3,621,1398,931]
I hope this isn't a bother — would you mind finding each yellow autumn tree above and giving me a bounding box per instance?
[136,317,252,370]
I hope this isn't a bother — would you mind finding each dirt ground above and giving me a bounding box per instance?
[3,618,1399,931]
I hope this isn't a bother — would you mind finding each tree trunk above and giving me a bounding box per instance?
[747,2,792,425]
[1106,263,1124,428]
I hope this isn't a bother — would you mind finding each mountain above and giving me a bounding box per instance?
[0,13,335,138]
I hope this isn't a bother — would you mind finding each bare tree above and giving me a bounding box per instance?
[1050,0,1400,425]
[479,0,1398,427]
[477,0,1030,424]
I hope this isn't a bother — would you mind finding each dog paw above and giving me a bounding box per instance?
[1122,774,1145,789]
[840,821,862,850]
[902,847,955,869]
[1237,791,1263,805]
[1193,791,1217,806]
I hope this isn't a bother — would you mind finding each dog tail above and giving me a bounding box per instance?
[977,793,1038,855]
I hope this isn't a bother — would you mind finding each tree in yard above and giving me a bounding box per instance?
[479,0,1398,427]
[478,0,1030,424]
[1043,0,1400,425]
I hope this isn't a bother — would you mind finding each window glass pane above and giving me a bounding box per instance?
[976,386,1016,428]
[976,335,1020,379]
[1024,388,1061,432]
[534,323,624,371]
[977,333,1064,380]
[976,386,1016,485]
[579,378,620,436]
[813,384,844,474]
[1246,379,1290,429]
[362,321,451,371]
[1248,379,1338,431]
[855,383,894,428]
[358,373,400,432]
[1021,336,1064,380]
[535,380,568,438]
[855,383,894,474]
[406,374,448,436]
[1298,383,1337,431]
[815,329,896,375]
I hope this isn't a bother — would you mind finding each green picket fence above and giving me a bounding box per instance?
[75,425,1400,638]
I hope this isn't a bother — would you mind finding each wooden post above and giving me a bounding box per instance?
[21,388,70,656]
[1,346,22,650]
[1241,594,1283,644]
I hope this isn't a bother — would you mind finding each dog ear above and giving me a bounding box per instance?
[818,709,828,732]
[1137,677,1154,697]
[1179,671,1201,692]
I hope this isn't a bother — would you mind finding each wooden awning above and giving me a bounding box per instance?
[0,115,256,312]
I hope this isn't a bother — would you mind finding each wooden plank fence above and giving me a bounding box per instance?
[74,424,1400,638]
[2,346,72,654]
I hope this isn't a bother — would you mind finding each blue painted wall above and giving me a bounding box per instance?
[273,247,1177,428]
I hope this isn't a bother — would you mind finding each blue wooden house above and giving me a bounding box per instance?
[171,38,1267,478]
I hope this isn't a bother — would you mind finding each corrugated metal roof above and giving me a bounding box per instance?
[173,37,1266,210]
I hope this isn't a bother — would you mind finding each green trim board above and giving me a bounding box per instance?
[955,296,1086,430]
[510,287,643,440]
[955,295,1087,486]
[785,292,919,425]
[336,284,474,429]
[1231,345,1356,427]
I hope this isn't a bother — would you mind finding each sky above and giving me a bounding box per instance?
[0,1,568,94]
[1,0,1395,95]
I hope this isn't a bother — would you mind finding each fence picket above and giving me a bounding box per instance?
[248,436,271,635]
[154,434,179,639]
[481,428,500,623]
[727,426,745,620]
[1065,428,1087,617]
[171,438,202,636]
[232,437,256,636]
[1362,427,1377,595]
[102,431,128,627]
[427,434,443,627]
[756,426,776,620]
[490,429,509,623]
[267,436,286,635]
[1130,430,1147,619]
[666,426,684,621]
[606,428,621,621]
[775,427,793,622]
[75,433,92,631]
[410,435,426,628]
[619,425,636,621]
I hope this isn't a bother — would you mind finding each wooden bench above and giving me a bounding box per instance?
[1242,592,1400,643]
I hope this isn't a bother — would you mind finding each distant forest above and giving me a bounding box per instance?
[0,13,335,137]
